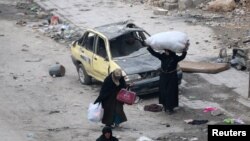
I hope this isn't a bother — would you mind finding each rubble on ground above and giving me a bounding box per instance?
[15,1,82,44]
[148,0,249,12]
[205,0,237,12]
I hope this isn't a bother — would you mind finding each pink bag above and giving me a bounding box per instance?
[116,88,136,105]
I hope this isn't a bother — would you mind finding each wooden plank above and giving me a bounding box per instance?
[179,61,230,74]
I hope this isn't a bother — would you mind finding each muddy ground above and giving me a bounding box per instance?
[0,0,250,141]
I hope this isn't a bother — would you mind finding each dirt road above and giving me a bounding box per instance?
[0,0,250,141]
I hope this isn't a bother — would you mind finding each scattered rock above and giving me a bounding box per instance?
[166,0,178,3]
[150,16,158,19]
[205,0,236,12]
[25,58,42,62]
[0,34,4,37]
[16,12,26,16]
[49,110,60,114]
[188,96,196,99]
[153,7,168,15]
[36,11,50,19]
[190,137,198,141]
[79,9,91,11]
[163,2,178,10]
[137,136,153,141]
[26,132,35,140]
[16,2,30,9]
[13,76,18,80]
[48,8,58,12]
[195,42,199,44]
[178,0,194,10]
[22,44,29,47]
[180,137,188,140]
[48,127,70,132]
[192,0,207,7]
[156,136,166,140]
[21,49,29,52]
[130,128,137,131]
[16,20,27,26]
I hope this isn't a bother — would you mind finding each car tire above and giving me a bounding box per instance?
[78,64,92,85]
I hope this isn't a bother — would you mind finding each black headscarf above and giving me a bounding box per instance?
[96,126,119,141]
[102,126,112,136]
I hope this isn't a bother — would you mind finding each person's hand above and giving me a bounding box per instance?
[126,83,134,90]
[183,41,190,52]
[129,83,134,87]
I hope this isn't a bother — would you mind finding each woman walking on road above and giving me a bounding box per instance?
[147,43,188,114]
[94,69,127,127]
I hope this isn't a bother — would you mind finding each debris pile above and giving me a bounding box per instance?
[216,36,250,71]
[15,1,82,44]
[35,21,82,43]
[148,0,249,12]
[205,0,237,12]
[16,0,42,14]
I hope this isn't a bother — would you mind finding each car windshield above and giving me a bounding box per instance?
[109,31,148,58]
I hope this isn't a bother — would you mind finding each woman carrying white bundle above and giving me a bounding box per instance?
[146,31,189,114]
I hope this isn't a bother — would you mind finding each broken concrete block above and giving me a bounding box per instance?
[206,0,236,12]
[166,0,178,3]
[153,8,168,15]
[159,0,166,7]
[178,0,193,10]
[37,11,49,19]
[153,1,159,6]
[164,2,178,10]
[192,0,207,7]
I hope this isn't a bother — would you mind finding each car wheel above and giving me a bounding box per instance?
[78,64,92,85]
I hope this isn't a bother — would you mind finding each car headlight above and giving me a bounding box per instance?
[124,74,141,82]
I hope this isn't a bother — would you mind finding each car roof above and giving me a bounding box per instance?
[93,21,146,40]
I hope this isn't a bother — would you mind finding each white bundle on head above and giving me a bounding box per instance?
[145,31,189,53]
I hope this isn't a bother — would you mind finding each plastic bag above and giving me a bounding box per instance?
[87,103,104,123]
[145,31,189,53]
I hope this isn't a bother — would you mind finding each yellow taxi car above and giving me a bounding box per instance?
[71,21,182,95]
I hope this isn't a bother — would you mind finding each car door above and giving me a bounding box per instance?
[92,35,110,81]
[78,31,96,75]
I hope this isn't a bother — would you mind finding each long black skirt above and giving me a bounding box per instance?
[159,72,179,111]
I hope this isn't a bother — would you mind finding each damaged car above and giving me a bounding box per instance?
[71,21,182,95]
